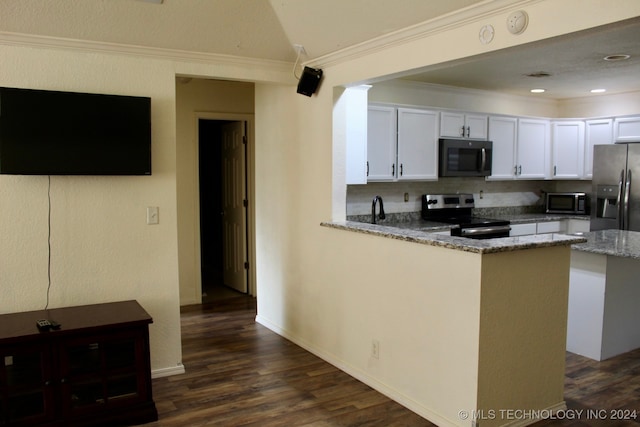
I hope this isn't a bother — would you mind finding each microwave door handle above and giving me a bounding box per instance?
[617,169,625,229]
[480,147,486,172]
[624,169,632,230]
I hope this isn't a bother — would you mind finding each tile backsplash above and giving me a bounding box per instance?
[346,178,592,216]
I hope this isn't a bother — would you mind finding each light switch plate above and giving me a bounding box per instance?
[147,207,159,225]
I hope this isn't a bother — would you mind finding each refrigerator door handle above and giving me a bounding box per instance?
[624,169,632,230]
[617,169,625,230]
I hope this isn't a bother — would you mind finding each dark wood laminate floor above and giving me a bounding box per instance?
[149,293,640,426]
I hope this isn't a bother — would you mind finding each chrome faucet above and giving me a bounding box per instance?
[371,195,386,224]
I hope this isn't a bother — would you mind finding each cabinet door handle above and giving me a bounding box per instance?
[518,165,522,175]
[466,126,470,138]
[400,164,404,176]
[366,161,369,177]
[392,164,395,176]
[554,165,557,176]
[514,165,518,175]
[460,125,465,137]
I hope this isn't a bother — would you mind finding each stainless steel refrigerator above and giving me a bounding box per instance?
[591,143,640,231]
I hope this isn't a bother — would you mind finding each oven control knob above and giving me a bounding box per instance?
[466,198,474,203]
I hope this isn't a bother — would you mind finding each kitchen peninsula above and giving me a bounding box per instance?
[321,220,586,427]
[568,229,640,361]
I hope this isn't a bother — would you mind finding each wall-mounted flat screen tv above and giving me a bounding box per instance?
[0,87,151,175]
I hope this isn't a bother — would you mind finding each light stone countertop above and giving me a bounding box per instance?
[571,229,640,260]
[491,213,591,224]
[321,221,586,254]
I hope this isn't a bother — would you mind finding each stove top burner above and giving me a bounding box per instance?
[437,216,511,228]
[421,193,511,239]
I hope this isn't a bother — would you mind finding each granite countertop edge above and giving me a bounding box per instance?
[321,221,586,254]
[571,230,640,260]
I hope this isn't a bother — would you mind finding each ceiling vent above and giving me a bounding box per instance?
[526,71,552,78]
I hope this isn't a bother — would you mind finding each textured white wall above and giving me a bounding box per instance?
[0,45,183,373]
[253,1,640,424]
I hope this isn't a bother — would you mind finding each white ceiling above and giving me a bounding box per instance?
[0,0,638,99]
[399,16,640,99]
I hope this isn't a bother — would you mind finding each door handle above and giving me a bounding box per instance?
[624,169,632,230]
[617,169,625,229]
[480,148,486,172]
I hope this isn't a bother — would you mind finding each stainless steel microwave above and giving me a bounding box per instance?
[438,139,492,177]
[545,192,588,214]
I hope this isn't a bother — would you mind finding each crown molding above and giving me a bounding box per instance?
[0,31,292,75]
[307,0,537,68]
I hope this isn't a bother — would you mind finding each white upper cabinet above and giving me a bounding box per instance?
[440,112,488,140]
[367,105,397,181]
[516,118,550,179]
[551,121,585,179]
[488,116,518,180]
[397,108,439,181]
[584,119,613,179]
[614,116,640,142]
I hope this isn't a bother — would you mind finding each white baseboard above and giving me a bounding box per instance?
[255,314,457,427]
[152,363,185,379]
[498,401,568,427]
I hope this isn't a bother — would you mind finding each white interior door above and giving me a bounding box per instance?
[221,122,248,293]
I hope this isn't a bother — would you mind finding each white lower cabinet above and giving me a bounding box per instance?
[511,219,589,236]
[567,219,591,234]
[510,223,537,236]
[536,221,566,234]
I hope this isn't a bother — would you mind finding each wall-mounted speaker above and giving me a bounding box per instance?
[297,66,323,97]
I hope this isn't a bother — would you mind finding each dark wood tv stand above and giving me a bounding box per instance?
[0,300,157,426]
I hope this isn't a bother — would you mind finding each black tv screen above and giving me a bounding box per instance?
[0,87,151,175]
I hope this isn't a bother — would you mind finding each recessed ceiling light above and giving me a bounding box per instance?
[604,54,630,61]
[530,88,546,93]
[590,89,607,93]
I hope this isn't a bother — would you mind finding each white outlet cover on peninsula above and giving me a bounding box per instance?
[507,10,529,35]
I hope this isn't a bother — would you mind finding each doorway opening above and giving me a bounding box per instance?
[198,119,249,303]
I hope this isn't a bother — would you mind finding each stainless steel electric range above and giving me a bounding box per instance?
[421,194,511,239]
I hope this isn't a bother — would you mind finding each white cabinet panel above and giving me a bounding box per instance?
[397,108,439,181]
[341,85,371,184]
[552,121,585,179]
[584,119,613,179]
[517,118,550,179]
[567,219,590,234]
[614,116,640,142]
[367,106,397,181]
[488,116,517,179]
[510,223,537,236]
[440,112,487,140]
[537,221,566,234]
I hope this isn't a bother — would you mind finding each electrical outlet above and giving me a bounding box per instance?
[371,339,380,359]
[404,192,409,202]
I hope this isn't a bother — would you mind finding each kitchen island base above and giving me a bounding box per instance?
[568,250,640,361]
